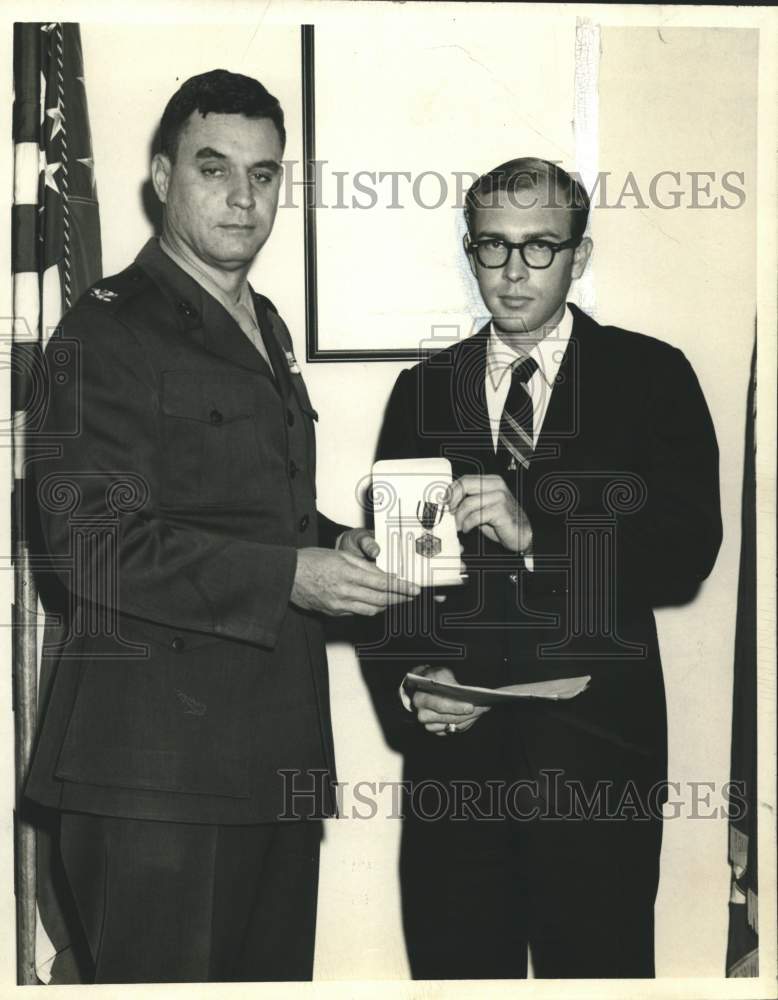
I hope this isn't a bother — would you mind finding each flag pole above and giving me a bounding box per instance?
[12,424,40,984]
[11,20,43,984]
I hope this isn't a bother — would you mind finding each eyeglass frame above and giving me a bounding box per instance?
[464,234,583,270]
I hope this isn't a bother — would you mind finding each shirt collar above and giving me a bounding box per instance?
[486,304,573,392]
[159,234,254,323]
[234,281,259,330]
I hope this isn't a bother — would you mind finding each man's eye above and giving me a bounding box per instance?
[201,166,224,177]
[483,240,506,251]
[526,241,550,252]
[251,172,274,184]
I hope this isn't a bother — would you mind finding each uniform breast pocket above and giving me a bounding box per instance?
[160,371,265,507]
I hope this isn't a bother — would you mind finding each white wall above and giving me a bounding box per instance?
[2,9,760,985]
[596,27,757,976]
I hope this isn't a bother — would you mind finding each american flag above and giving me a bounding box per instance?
[13,22,102,341]
[726,342,758,978]
[12,21,101,985]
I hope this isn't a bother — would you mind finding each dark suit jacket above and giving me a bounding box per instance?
[25,239,343,824]
[364,304,722,809]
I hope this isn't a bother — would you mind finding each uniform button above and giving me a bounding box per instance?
[287,410,295,427]
[171,637,185,651]
[508,573,518,585]
[289,460,298,478]
[209,409,223,426]
[178,300,197,318]
[298,514,310,532]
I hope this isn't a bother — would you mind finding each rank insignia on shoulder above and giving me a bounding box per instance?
[90,287,118,302]
[284,349,301,374]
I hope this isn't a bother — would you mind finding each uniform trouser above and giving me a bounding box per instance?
[59,811,322,983]
[400,810,663,980]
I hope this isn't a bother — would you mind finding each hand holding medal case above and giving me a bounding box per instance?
[372,458,465,588]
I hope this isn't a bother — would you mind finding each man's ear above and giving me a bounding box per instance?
[151,153,172,204]
[571,237,592,280]
[463,234,477,279]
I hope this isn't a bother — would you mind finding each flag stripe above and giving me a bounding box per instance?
[12,23,41,142]
[11,343,45,415]
[12,203,39,273]
[41,263,63,346]
[13,273,41,342]
[14,142,40,205]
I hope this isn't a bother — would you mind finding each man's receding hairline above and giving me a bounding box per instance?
[167,109,285,162]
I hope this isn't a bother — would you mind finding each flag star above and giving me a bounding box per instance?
[77,156,97,195]
[44,162,62,193]
[39,148,61,193]
[47,102,65,140]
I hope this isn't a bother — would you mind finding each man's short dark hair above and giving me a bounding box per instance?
[159,69,286,161]
[465,158,590,242]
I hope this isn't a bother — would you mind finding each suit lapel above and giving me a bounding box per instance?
[451,324,491,435]
[445,324,506,478]
[532,306,584,463]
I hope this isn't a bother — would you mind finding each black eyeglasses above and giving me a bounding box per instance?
[467,236,581,270]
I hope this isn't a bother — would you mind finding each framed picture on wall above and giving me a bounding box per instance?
[301,21,586,361]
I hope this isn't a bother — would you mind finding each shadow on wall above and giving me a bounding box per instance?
[141,125,163,235]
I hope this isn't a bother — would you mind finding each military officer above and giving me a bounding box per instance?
[25,68,417,983]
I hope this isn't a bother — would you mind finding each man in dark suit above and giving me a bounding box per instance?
[365,158,722,979]
[24,69,418,983]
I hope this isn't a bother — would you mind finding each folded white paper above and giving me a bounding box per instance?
[404,673,591,706]
[372,458,464,587]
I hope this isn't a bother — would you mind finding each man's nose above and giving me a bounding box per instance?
[503,247,528,282]
[227,175,255,210]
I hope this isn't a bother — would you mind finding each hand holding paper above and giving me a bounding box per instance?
[405,671,591,706]
[409,666,491,735]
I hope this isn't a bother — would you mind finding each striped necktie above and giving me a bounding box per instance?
[497,355,539,470]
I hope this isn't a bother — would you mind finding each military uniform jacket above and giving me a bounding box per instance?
[25,239,343,824]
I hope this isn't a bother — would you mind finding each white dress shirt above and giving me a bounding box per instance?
[485,304,573,571]
[485,304,573,451]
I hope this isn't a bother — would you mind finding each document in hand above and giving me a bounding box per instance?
[372,458,465,587]
[404,673,591,706]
